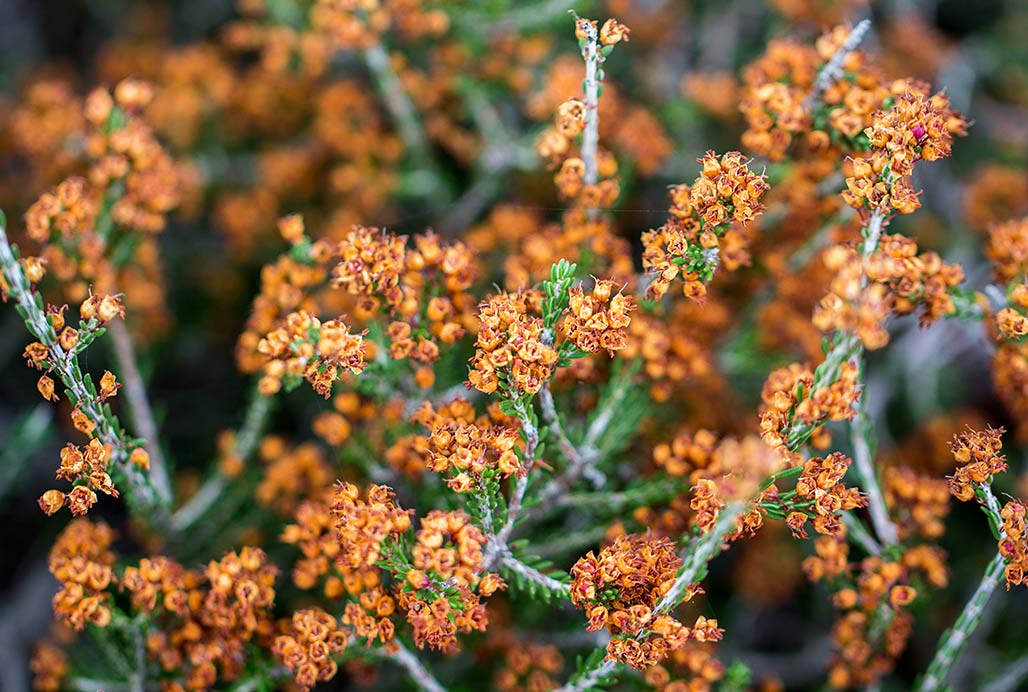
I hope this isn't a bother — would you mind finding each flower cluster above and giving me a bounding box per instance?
[201,547,278,640]
[48,519,116,630]
[468,290,558,395]
[147,547,280,689]
[570,534,722,668]
[788,452,866,537]
[397,583,489,653]
[255,439,333,515]
[759,361,861,462]
[842,84,967,218]
[813,234,964,349]
[343,585,398,646]
[562,280,634,354]
[740,24,884,160]
[235,219,344,373]
[642,643,725,692]
[996,284,1028,342]
[414,398,522,491]
[652,428,720,482]
[39,439,117,516]
[17,78,180,335]
[120,556,190,619]
[332,482,412,572]
[272,608,348,691]
[281,498,344,595]
[985,216,1028,282]
[1000,501,1028,588]
[493,640,565,692]
[29,642,68,692]
[392,510,505,652]
[257,310,367,397]
[642,151,769,301]
[804,535,949,689]
[24,177,98,245]
[331,226,478,374]
[82,80,181,233]
[620,302,716,402]
[993,341,1028,440]
[947,426,1007,502]
[410,511,493,587]
[882,466,951,540]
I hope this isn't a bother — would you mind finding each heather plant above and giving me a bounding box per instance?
[2,2,1028,692]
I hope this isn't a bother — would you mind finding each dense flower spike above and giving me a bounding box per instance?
[468,291,558,395]
[1000,501,1028,588]
[415,398,522,491]
[570,534,722,668]
[643,151,769,301]
[883,467,951,540]
[257,310,367,397]
[812,235,964,349]
[398,584,489,653]
[48,519,116,630]
[562,280,634,354]
[332,482,412,571]
[759,361,860,462]
[790,452,866,537]
[741,24,882,160]
[272,608,348,691]
[412,510,491,587]
[947,426,1007,502]
[842,84,966,219]
[30,642,68,692]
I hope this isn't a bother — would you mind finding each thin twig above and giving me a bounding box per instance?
[169,387,273,533]
[387,640,447,692]
[842,512,882,556]
[109,318,171,506]
[364,42,447,199]
[577,16,601,189]
[916,551,1007,692]
[803,19,872,110]
[847,212,899,546]
[554,659,619,692]
[538,382,587,476]
[536,360,636,506]
[129,618,147,692]
[500,554,569,595]
[0,223,169,527]
[582,360,637,453]
[917,482,1008,691]
[850,394,898,547]
[483,394,540,568]
[982,654,1028,692]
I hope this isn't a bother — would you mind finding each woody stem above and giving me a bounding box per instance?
[388,640,447,692]
[917,482,1008,691]
[109,318,171,507]
[916,551,1007,692]
[580,20,600,190]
